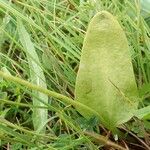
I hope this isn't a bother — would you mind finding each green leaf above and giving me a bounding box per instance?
[17,20,48,133]
[141,0,150,18]
[139,83,150,97]
[135,105,150,120]
[75,11,139,130]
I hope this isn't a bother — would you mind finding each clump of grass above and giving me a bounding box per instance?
[0,0,150,149]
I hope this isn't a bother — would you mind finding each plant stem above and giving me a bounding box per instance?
[0,71,100,119]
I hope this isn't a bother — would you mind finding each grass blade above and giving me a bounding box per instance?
[17,20,48,133]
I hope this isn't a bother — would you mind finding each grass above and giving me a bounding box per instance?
[0,0,150,149]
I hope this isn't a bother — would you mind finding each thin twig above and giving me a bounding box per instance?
[120,126,150,150]
[84,131,127,150]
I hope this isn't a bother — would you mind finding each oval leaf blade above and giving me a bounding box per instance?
[75,11,139,130]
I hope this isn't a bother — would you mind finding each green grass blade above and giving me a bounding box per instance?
[17,20,48,133]
[135,105,150,119]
